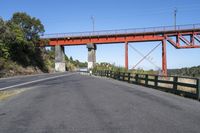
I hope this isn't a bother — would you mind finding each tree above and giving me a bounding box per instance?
[10,12,44,46]
[6,12,46,69]
[0,18,11,59]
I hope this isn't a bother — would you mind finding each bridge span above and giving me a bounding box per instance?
[41,24,200,75]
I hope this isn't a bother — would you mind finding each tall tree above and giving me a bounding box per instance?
[10,12,44,46]
[0,18,12,59]
[7,12,46,70]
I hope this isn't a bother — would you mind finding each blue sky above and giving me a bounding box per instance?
[0,0,200,69]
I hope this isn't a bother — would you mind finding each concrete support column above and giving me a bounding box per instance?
[55,45,66,72]
[87,44,97,70]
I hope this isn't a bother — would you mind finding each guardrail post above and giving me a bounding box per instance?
[197,78,200,100]
[155,76,158,87]
[123,73,125,81]
[145,74,148,86]
[114,72,116,79]
[96,70,98,76]
[173,76,178,90]
[118,72,121,80]
[128,73,131,83]
[135,74,139,84]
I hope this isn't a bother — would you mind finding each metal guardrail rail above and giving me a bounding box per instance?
[41,24,200,39]
[94,70,200,100]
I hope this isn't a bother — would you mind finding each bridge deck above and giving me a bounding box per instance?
[41,24,200,39]
[40,24,200,49]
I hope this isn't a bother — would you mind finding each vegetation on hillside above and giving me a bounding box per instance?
[168,66,200,77]
[93,62,158,75]
[0,13,46,67]
[65,56,87,71]
[0,12,88,77]
[93,63,200,78]
[0,12,52,77]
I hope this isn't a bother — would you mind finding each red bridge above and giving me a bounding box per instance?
[41,24,200,75]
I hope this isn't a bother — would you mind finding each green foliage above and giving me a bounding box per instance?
[93,62,158,75]
[0,17,11,59]
[93,62,200,78]
[93,62,127,73]
[168,66,200,77]
[0,12,87,76]
[10,12,44,45]
[0,12,50,75]
[66,55,87,69]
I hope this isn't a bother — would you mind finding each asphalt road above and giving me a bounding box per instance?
[0,73,200,133]
[0,72,71,90]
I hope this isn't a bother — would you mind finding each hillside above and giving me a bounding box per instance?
[0,12,86,78]
[168,66,200,78]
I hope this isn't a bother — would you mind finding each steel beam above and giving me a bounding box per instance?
[162,40,167,76]
[48,35,164,46]
[125,42,129,70]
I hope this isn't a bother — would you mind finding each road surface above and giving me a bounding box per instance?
[0,72,200,133]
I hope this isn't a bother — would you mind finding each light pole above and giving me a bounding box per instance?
[91,16,95,33]
[174,8,177,30]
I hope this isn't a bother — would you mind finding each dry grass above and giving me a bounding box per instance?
[0,89,27,101]
[177,78,197,93]
[128,74,198,94]
[157,77,197,93]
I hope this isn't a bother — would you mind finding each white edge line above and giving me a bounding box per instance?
[0,73,75,91]
[0,72,66,81]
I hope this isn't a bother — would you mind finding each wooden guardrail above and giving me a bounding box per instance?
[94,70,200,100]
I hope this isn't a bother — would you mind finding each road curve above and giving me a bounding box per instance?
[0,73,200,133]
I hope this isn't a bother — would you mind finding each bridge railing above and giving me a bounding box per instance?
[94,70,200,100]
[41,24,200,39]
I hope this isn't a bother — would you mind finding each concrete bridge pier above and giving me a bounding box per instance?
[55,45,66,72]
[87,44,97,70]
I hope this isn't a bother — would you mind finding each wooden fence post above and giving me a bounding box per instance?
[197,78,200,100]
[128,73,131,83]
[155,76,158,87]
[123,73,125,81]
[114,72,116,79]
[145,74,148,86]
[173,76,178,90]
[135,74,139,84]
[118,72,121,80]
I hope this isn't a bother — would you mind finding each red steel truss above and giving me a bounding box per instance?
[41,24,200,75]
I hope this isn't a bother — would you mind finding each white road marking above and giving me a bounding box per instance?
[0,72,66,81]
[0,73,75,91]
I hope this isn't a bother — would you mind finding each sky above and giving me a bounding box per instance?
[0,0,200,70]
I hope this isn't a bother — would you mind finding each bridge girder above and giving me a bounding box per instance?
[41,24,200,75]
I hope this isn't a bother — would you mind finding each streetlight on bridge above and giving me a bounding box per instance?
[91,16,95,33]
